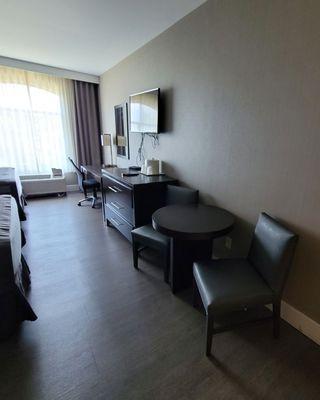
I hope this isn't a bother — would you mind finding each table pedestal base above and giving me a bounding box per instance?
[170,238,213,293]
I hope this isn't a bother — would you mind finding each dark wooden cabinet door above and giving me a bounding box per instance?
[133,184,167,227]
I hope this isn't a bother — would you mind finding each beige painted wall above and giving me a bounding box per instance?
[99,0,320,323]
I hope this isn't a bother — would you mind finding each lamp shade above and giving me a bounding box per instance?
[101,134,112,147]
[116,136,127,147]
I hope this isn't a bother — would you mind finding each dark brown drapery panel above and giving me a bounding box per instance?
[73,80,101,165]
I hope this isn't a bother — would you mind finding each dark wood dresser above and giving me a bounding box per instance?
[101,168,177,241]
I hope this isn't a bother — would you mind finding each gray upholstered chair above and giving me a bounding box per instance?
[131,185,199,283]
[193,212,298,356]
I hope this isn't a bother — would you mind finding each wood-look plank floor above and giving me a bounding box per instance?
[0,193,320,400]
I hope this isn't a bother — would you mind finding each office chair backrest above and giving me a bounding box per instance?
[68,157,82,174]
[68,157,84,190]
[248,212,298,298]
[166,185,199,206]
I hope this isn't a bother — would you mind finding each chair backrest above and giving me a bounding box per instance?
[248,212,298,297]
[68,157,84,190]
[165,185,199,206]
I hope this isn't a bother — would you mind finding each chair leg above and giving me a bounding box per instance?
[132,238,139,270]
[206,313,214,357]
[78,197,91,206]
[273,302,281,338]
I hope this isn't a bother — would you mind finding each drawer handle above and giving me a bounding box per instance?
[110,201,123,210]
[110,217,122,227]
[108,186,118,193]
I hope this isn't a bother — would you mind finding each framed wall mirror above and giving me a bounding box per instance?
[114,103,130,159]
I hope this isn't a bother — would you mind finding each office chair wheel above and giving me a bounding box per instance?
[77,202,81,206]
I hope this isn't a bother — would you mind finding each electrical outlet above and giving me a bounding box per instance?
[225,236,232,250]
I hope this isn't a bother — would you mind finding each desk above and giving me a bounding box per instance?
[81,165,102,181]
[152,204,235,293]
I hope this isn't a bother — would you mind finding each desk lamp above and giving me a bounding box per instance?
[101,134,116,167]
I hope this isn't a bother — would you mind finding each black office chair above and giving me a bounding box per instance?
[193,212,298,356]
[131,185,199,283]
[68,157,100,208]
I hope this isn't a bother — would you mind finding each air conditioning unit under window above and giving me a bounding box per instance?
[20,174,66,198]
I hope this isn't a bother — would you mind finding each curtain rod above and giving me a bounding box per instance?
[0,56,99,84]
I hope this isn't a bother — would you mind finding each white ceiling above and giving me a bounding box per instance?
[0,0,206,76]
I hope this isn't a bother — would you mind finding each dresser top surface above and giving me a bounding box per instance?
[101,167,177,187]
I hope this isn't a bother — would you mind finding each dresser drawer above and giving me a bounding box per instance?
[102,176,133,224]
[105,204,133,242]
[103,176,132,206]
[107,199,133,224]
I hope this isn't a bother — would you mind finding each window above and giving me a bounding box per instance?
[0,66,76,175]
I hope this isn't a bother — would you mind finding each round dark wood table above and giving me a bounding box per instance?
[152,204,235,293]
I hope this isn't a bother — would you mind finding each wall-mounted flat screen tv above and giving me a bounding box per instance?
[129,88,159,134]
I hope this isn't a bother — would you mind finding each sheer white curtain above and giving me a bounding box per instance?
[0,66,76,174]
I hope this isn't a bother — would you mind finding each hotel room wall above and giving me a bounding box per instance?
[100,0,320,323]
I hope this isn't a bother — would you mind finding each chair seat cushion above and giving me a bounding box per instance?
[193,259,274,312]
[83,178,99,187]
[132,224,170,249]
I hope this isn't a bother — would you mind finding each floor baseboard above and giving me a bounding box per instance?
[66,184,79,192]
[268,302,320,346]
[280,301,320,346]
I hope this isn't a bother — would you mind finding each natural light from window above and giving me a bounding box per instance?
[0,68,75,175]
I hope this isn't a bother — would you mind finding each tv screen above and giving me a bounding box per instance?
[129,88,159,134]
